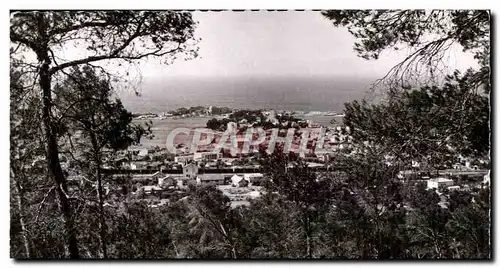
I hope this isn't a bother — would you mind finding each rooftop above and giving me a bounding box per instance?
[143,185,163,192]
[429,177,454,183]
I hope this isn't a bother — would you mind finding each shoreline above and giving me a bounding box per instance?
[132,114,345,150]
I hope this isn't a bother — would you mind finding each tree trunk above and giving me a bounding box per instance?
[304,212,312,259]
[95,162,108,259]
[40,58,80,259]
[218,220,237,259]
[11,169,31,258]
[231,245,237,259]
[90,133,107,258]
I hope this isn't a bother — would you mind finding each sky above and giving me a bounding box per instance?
[138,11,478,80]
[14,10,480,93]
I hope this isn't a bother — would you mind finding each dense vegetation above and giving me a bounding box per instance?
[168,106,232,116]
[11,149,490,259]
[206,110,303,132]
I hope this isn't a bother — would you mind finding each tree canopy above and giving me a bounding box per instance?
[322,10,490,91]
[344,70,489,168]
[10,10,198,259]
[10,11,198,70]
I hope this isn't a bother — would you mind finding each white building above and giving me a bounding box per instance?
[174,154,194,164]
[137,149,149,158]
[130,161,147,170]
[231,174,249,187]
[447,186,461,191]
[196,174,225,185]
[142,185,163,194]
[183,163,199,179]
[427,177,454,189]
[194,151,222,161]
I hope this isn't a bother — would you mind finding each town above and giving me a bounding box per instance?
[60,107,490,210]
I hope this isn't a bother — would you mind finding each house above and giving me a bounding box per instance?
[142,185,163,195]
[183,163,199,179]
[194,151,222,161]
[174,153,194,165]
[196,174,225,185]
[427,177,454,189]
[138,149,149,156]
[130,161,148,170]
[204,162,218,168]
[231,174,249,187]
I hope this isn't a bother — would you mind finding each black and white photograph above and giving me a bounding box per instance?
[9,8,491,260]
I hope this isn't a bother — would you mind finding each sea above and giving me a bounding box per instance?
[119,75,377,114]
[120,75,377,149]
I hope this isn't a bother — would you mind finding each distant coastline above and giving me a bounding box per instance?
[132,106,345,120]
[131,107,345,149]
[119,75,373,114]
